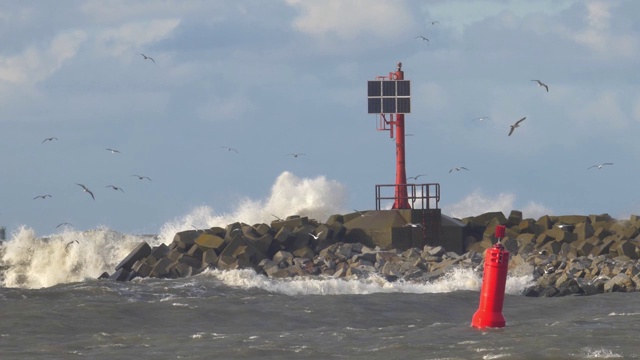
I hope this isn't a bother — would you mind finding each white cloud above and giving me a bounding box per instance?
[95,19,181,58]
[285,0,414,40]
[0,30,87,88]
[565,1,638,58]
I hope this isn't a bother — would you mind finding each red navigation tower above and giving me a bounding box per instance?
[367,62,411,209]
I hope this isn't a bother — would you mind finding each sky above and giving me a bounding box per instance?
[1,0,639,237]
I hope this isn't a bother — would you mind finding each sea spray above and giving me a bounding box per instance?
[158,171,348,244]
[0,226,151,289]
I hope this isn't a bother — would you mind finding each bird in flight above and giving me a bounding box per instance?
[131,174,151,181]
[221,146,238,153]
[588,163,613,170]
[449,167,469,173]
[531,80,549,92]
[354,209,372,217]
[408,174,427,181]
[508,117,526,136]
[106,185,124,192]
[404,223,423,228]
[140,53,155,63]
[271,213,283,221]
[75,183,95,200]
[42,137,58,143]
[287,153,305,158]
[472,116,492,122]
[33,194,52,200]
[415,35,429,43]
[106,148,120,154]
[308,231,323,240]
[431,21,440,25]
[56,222,73,228]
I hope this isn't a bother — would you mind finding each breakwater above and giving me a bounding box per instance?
[102,210,640,297]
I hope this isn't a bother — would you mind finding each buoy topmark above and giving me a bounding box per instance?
[471,225,509,329]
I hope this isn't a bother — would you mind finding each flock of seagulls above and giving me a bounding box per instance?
[31,133,154,228]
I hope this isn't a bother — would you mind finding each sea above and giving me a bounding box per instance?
[1,174,638,359]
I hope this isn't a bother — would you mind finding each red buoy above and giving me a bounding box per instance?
[471,225,510,329]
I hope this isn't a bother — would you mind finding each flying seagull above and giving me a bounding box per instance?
[131,174,151,181]
[221,146,238,153]
[271,213,283,221]
[65,240,80,249]
[431,21,440,25]
[56,222,73,228]
[106,148,120,154]
[408,174,427,181]
[508,117,526,136]
[33,194,52,200]
[404,223,423,228]
[415,35,429,43]
[75,183,95,200]
[42,137,58,143]
[449,167,469,173]
[531,80,549,92]
[106,185,124,192]
[472,116,492,122]
[287,153,305,158]
[308,231,324,240]
[140,53,155,63]
[588,163,613,170]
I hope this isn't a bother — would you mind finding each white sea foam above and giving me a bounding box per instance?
[442,189,552,219]
[157,171,348,244]
[0,225,145,289]
[579,347,623,358]
[204,266,533,296]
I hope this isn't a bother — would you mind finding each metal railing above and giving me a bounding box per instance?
[375,183,440,210]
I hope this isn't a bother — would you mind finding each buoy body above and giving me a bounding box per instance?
[472,226,509,329]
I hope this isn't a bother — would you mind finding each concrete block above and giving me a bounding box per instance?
[115,242,152,272]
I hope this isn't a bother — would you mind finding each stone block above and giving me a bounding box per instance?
[150,243,170,260]
[326,214,344,226]
[614,240,639,260]
[194,234,226,252]
[150,257,173,278]
[506,210,523,227]
[246,233,274,256]
[115,242,152,272]
[132,260,153,278]
[518,219,538,234]
[292,246,316,259]
[202,249,218,267]
[252,223,272,236]
[173,230,200,249]
[556,215,589,225]
[271,216,309,232]
[536,215,553,232]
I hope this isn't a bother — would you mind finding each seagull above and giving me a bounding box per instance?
[408,174,427,181]
[33,194,52,200]
[287,153,305,158]
[415,35,429,43]
[404,223,423,228]
[431,21,440,25]
[140,53,155,63]
[65,240,79,249]
[588,163,613,170]
[449,167,469,173]
[56,222,73,228]
[75,183,95,200]
[308,231,323,240]
[42,137,58,143]
[531,80,549,92]
[354,209,371,217]
[221,146,238,153]
[131,174,151,181]
[106,148,120,154]
[472,116,492,122]
[271,213,283,221]
[508,117,526,136]
[106,185,124,192]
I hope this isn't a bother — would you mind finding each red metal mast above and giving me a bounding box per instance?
[391,63,410,209]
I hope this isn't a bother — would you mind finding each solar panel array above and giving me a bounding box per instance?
[367,80,411,114]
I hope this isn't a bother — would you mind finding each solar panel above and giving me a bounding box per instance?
[367,80,411,114]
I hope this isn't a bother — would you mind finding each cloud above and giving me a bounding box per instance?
[0,30,87,88]
[285,0,414,40]
[95,19,181,58]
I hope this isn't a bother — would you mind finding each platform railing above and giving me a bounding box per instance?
[374,183,440,210]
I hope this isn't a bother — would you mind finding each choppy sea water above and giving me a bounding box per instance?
[1,265,638,359]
